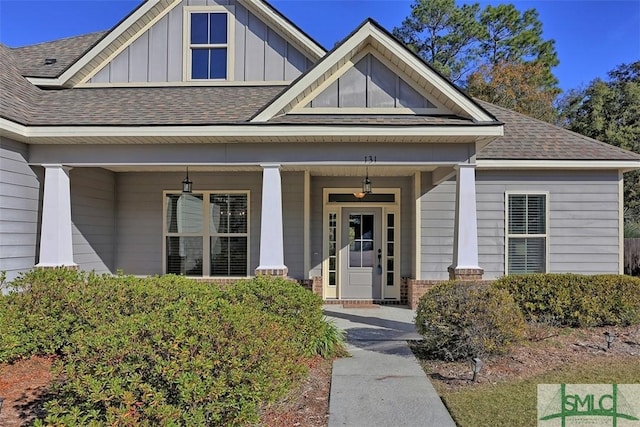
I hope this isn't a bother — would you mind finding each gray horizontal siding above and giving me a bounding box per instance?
[70,168,116,273]
[418,169,621,280]
[419,174,455,280]
[0,137,42,282]
[115,171,262,276]
[475,170,621,279]
[91,0,312,84]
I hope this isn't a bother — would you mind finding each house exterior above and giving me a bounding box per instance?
[2,0,640,302]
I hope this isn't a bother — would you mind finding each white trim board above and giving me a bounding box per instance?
[478,160,640,172]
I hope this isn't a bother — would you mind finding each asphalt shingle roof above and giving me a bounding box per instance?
[35,86,286,126]
[477,100,640,161]
[0,44,41,124]
[10,32,107,78]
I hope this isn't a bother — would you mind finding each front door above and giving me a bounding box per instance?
[340,208,382,299]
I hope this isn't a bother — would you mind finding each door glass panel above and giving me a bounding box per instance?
[386,213,395,286]
[349,214,374,268]
[328,213,337,287]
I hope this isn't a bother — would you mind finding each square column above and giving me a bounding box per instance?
[449,164,483,280]
[256,164,288,276]
[36,164,77,268]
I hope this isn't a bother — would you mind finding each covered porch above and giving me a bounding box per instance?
[30,137,489,301]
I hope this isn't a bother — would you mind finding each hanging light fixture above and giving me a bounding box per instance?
[354,156,376,199]
[182,167,193,193]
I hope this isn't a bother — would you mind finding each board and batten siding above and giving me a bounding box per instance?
[70,168,116,273]
[308,54,436,109]
[0,137,42,281]
[90,0,312,84]
[418,170,622,280]
[115,171,263,276]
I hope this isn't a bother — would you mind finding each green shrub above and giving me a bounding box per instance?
[223,275,344,358]
[1,270,342,425]
[415,281,525,360]
[43,298,304,425]
[493,274,640,327]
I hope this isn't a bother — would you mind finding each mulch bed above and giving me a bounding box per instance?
[417,324,640,391]
[0,356,55,427]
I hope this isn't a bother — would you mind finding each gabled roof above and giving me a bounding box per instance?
[251,19,497,123]
[23,0,326,88]
[1,3,639,167]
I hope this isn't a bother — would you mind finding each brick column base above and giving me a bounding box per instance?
[36,265,79,271]
[407,279,441,309]
[448,267,484,281]
[255,267,288,277]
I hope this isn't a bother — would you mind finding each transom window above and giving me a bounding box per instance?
[164,192,248,276]
[186,10,231,80]
[506,193,548,274]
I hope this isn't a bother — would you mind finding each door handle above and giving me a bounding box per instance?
[377,249,382,274]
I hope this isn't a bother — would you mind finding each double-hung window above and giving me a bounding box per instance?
[165,192,248,276]
[186,9,231,80]
[506,193,548,274]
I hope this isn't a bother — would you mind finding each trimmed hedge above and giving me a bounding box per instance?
[0,268,343,425]
[415,281,525,360]
[492,274,640,327]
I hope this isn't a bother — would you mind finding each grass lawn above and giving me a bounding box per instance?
[412,324,640,427]
[436,357,640,427]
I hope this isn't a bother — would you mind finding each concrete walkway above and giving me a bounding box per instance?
[323,305,456,427]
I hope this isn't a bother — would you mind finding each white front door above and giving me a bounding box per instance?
[340,208,382,299]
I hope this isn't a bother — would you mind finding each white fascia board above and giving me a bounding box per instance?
[26,0,163,87]
[23,124,504,139]
[239,0,325,59]
[0,118,29,139]
[26,77,65,87]
[367,25,493,123]
[478,159,640,172]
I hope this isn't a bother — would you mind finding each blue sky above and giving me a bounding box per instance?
[0,0,638,92]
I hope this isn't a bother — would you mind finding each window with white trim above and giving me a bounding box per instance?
[187,10,231,80]
[506,193,547,274]
[165,192,248,276]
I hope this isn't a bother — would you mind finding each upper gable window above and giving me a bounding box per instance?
[185,7,234,80]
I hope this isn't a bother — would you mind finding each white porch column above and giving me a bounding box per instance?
[256,164,288,276]
[449,163,483,280]
[36,164,77,268]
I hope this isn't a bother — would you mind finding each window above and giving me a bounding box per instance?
[506,193,548,274]
[186,10,231,80]
[165,192,248,276]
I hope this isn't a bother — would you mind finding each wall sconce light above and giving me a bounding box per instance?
[354,155,376,199]
[471,357,483,382]
[182,167,193,193]
[604,332,614,350]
